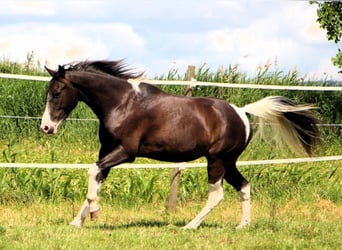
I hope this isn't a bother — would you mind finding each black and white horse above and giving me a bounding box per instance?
[41,60,320,229]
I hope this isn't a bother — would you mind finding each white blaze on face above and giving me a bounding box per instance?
[40,94,59,134]
[127,78,141,93]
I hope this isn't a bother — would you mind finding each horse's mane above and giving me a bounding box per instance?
[63,60,143,79]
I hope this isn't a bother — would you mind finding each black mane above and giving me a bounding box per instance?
[63,60,143,79]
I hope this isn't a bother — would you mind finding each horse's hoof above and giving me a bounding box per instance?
[236,222,250,230]
[182,224,198,230]
[70,219,82,228]
[90,209,100,221]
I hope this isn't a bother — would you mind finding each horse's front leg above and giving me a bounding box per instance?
[70,145,132,227]
[86,164,102,219]
[69,199,90,227]
[70,164,103,227]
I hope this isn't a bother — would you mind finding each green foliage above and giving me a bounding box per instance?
[311,1,342,68]
[0,161,340,206]
[312,1,342,43]
[332,48,342,69]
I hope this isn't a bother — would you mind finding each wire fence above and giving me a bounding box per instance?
[0,115,340,127]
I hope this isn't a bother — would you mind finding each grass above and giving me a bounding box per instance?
[0,197,341,249]
[1,142,339,248]
[0,160,340,217]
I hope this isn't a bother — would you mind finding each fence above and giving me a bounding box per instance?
[1,70,341,209]
[0,71,341,169]
[1,72,342,91]
[1,155,342,169]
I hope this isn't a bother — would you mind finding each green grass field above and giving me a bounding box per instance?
[1,194,341,249]
[0,160,341,249]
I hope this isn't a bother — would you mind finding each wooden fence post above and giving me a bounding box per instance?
[168,65,196,212]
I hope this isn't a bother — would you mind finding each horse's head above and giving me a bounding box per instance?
[40,65,79,135]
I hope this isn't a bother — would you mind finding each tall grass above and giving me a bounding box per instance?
[1,161,340,206]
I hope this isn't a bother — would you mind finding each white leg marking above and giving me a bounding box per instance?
[127,78,141,93]
[89,200,100,213]
[70,164,102,227]
[70,199,90,227]
[231,105,250,144]
[236,184,251,229]
[87,164,102,201]
[183,179,223,229]
[87,164,102,219]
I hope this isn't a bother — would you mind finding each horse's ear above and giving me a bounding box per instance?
[45,66,56,77]
[58,65,66,78]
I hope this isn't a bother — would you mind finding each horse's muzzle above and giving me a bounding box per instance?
[41,125,56,135]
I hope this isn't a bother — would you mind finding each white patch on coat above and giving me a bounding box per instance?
[127,78,141,93]
[231,104,250,144]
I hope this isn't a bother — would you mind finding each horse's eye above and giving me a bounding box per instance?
[52,92,60,99]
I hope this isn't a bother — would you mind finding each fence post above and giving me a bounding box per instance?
[168,65,196,212]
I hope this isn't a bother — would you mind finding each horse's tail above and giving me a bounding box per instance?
[243,96,320,156]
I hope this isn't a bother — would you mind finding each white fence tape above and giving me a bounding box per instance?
[0,155,341,169]
[1,73,341,91]
[0,73,50,82]
[0,115,98,121]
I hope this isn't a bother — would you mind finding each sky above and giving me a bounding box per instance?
[0,0,341,80]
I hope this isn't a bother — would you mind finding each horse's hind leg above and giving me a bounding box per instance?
[183,178,224,229]
[183,158,225,229]
[237,183,251,229]
[224,164,251,229]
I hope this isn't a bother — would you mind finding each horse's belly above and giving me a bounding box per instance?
[137,141,207,162]
[139,151,202,163]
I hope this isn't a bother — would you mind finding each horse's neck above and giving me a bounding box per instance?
[67,71,130,119]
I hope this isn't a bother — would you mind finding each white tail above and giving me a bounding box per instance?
[244,96,320,156]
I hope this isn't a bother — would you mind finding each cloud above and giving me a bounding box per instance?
[0,22,146,68]
[307,56,341,80]
[0,0,55,16]
[183,2,339,79]
[0,1,339,80]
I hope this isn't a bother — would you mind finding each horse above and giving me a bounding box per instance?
[41,60,320,229]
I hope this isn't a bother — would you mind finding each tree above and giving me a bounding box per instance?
[311,1,342,70]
